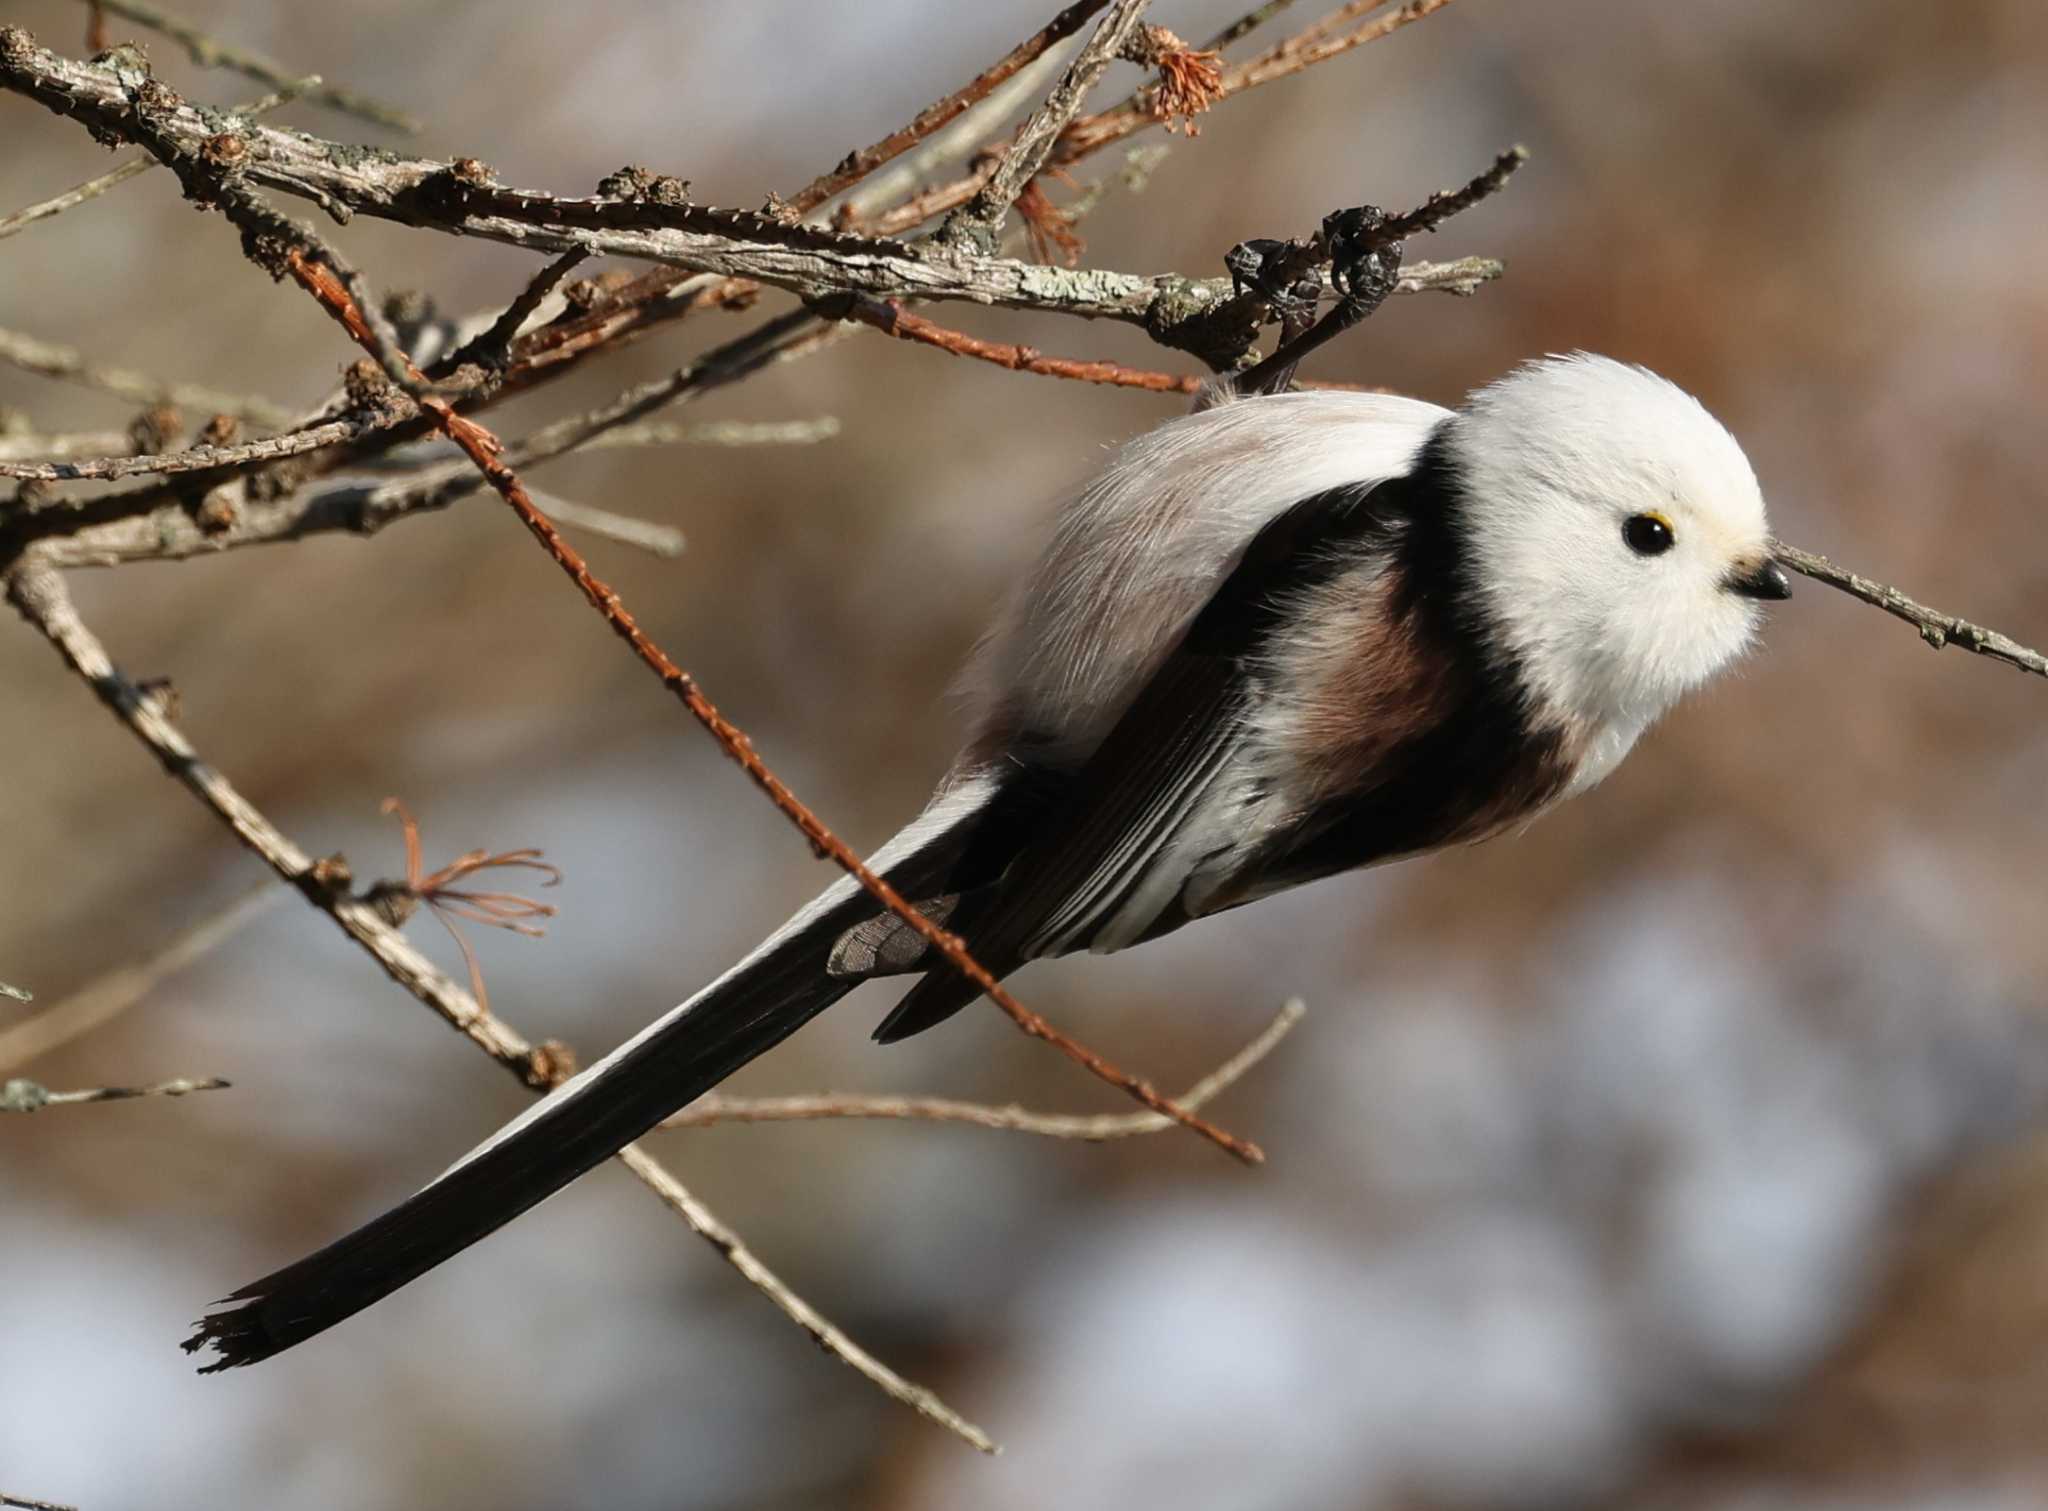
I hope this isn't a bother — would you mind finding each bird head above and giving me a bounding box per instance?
[1444,353,1786,741]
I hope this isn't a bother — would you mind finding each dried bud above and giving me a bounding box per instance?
[134,676,182,721]
[597,164,659,200]
[200,132,248,170]
[342,358,392,408]
[132,76,181,115]
[128,404,182,455]
[197,413,240,448]
[526,1040,578,1088]
[194,492,238,534]
[308,854,354,892]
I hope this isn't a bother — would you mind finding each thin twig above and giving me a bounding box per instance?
[666,1000,1305,1136]
[276,246,1259,1163]
[0,428,133,461]
[1378,145,1528,240]
[0,33,1495,361]
[0,326,295,429]
[78,0,416,130]
[1,1074,230,1112]
[939,0,1153,251]
[2,562,995,1453]
[531,492,685,558]
[1057,0,1456,161]
[0,884,279,1073]
[1774,542,2048,682]
[0,406,404,483]
[2,1491,79,1511]
[572,417,841,451]
[0,74,315,240]
[838,295,1201,392]
[787,0,1113,216]
[26,315,843,569]
[445,250,587,373]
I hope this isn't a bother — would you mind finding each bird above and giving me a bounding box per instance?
[185,352,1791,1370]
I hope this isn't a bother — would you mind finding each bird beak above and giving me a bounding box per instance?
[1725,555,1792,601]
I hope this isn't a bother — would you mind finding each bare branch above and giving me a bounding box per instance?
[938,0,1153,252]
[0,885,279,1073]
[445,250,587,373]
[573,417,841,451]
[530,492,685,558]
[2,1073,230,1112]
[2,560,995,1453]
[1775,542,2048,682]
[280,248,1264,1163]
[0,74,315,240]
[0,33,1495,358]
[1057,0,1458,161]
[0,405,404,482]
[787,0,1113,216]
[0,325,295,428]
[665,1000,1305,1136]
[77,0,416,129]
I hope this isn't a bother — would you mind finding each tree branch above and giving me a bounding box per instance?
[1,1073,229,1112]
[664,1000,1305,1136]
[77,0,416,130]
[0,30,1495,359]
[786,0,1114,216]
[2,560,996,1454]
[1774,542,2048,682]
[937,0,1152,252]
[0,324,296,428]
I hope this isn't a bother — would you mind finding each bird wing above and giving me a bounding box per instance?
[871,476,1413,1042]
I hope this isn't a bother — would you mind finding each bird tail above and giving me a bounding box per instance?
[185,775,1007,1370]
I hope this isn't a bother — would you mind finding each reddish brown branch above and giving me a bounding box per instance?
[842,296,1201,392]
[786,0,1114,216]
[1057,0,1456,162]
[282,249,1263,1167]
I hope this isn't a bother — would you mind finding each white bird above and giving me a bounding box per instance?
[187,352,1790,1368]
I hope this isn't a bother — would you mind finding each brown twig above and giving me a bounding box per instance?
[0,406,403,483]
[15,308,841,570]
[1377,145,1529,240]
[1774,542,2048,682]
[665,999,1305,1136]
[939,0,1153,252]
[839,296,1201,392]
[445,250,587,373]
[786,0,1114,216]
[76,0,416,129]
[2,562,995,1453]
[372,798,560,1018]
[1,1073,230,1112]
[280,246,1260,1164]
[1057,0,1456,161]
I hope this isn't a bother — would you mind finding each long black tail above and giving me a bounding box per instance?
[186,776,1019,1370]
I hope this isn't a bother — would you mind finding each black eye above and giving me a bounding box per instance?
[1623,513,1675,556]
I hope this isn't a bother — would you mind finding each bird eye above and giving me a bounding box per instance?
[1623,513,1675,557]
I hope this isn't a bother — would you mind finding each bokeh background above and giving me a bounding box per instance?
[5,2,2048,1507]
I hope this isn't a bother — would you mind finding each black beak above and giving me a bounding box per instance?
[1726,556,1793,601]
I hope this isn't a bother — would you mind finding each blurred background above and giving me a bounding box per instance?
[4,2,2047,1506]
